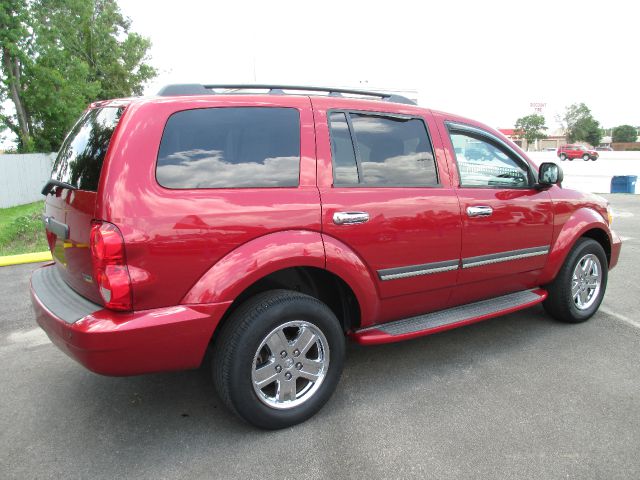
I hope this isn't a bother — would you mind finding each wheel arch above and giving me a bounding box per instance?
[539,207,612,284]
[210,266,362,348]
[180,230,381,351]
[581,228,611,264]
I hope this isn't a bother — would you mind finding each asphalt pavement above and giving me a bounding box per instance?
[1,194,639,479]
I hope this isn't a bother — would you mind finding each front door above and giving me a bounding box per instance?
[438,119,554,304]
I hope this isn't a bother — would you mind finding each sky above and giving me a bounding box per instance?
[1,0,638,149]
[118,0,639,132]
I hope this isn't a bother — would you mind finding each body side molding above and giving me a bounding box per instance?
[378,260,459,281]
[462,246,550,269]
[377,245,551,281]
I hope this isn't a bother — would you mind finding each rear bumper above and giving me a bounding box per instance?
[31,264,231,376]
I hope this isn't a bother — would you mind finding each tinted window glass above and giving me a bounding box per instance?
[350,114,437,186]
[52,107,124,191]
[157,107,300,188]
[450,132,529,188]
[328,112,359,185]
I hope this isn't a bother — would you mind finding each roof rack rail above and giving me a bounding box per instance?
[156,84,417,106]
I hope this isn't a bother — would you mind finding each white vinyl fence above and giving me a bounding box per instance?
[0,153,55,208]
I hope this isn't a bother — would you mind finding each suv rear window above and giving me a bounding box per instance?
[52,107,124,192]
[156,107,300,189]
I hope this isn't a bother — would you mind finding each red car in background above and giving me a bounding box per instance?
[558,144,599,161]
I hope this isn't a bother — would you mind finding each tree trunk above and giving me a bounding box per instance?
[2,47,31,148]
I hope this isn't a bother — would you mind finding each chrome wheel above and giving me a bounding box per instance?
[571,253,602,310]
[583,154,590,161]
[252,320,329,410]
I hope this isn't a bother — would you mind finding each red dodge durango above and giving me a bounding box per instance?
[31,84,621,428]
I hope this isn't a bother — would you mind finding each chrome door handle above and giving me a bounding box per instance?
[333,211,370,225]
[466,206,493,217]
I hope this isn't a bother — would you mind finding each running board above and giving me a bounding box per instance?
[351,289,547,345]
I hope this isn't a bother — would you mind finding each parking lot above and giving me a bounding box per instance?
[1,194,639,480]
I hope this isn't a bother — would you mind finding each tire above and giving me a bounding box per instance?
[583,154,590,161]
[560,154,567,161]
[212,289,345,429]
[543,238,608,323]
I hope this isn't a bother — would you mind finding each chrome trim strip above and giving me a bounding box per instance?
[378,260,459,281]
[378,246,550,280]
[462,246,549,269]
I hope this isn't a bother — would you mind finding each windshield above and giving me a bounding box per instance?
[52,107,124,191]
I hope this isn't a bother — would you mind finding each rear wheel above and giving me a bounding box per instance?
[212,290,345,429]
[560,153,567,161]
[543,238,607,323]
[583,154,590,161]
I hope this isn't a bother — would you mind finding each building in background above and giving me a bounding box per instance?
[498,128,568,151]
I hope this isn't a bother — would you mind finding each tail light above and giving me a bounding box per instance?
[90,221,132,311]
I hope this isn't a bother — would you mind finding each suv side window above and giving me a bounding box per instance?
[157,107,300,189]
[328,111,438,187]
[449,130,530,188]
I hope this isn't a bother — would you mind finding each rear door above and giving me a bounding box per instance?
[438,119,554,304]
[313,97,462,322]
[43,106,125,304]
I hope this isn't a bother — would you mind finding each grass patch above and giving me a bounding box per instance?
[0,201,48,256]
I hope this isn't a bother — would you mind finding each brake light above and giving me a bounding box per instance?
[90,221,132,311]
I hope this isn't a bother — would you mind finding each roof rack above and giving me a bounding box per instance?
[156,84,417,106]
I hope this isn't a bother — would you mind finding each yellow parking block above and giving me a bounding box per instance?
[0,251,53,267]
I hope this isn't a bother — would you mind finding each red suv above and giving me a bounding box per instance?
[558,144,599,161]
[31,84,621,429]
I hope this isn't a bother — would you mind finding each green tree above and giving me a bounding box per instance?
[0,0,34,151]
[612,125,638,143]
[0,0,156,152]
[514,114,547,150]
[561,103,602,146]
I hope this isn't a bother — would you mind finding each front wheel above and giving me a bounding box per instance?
[543,238,608,323]
[212,290,345,429]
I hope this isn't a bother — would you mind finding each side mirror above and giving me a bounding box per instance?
[538,162,563,186]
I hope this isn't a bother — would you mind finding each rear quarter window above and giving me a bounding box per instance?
[156,107,300,189]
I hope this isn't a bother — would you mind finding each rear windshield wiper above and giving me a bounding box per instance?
[41,179,77,196]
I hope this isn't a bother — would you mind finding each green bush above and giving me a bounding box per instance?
[0,202,48,256]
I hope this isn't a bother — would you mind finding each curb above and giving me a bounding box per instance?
[0,251,53,267]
